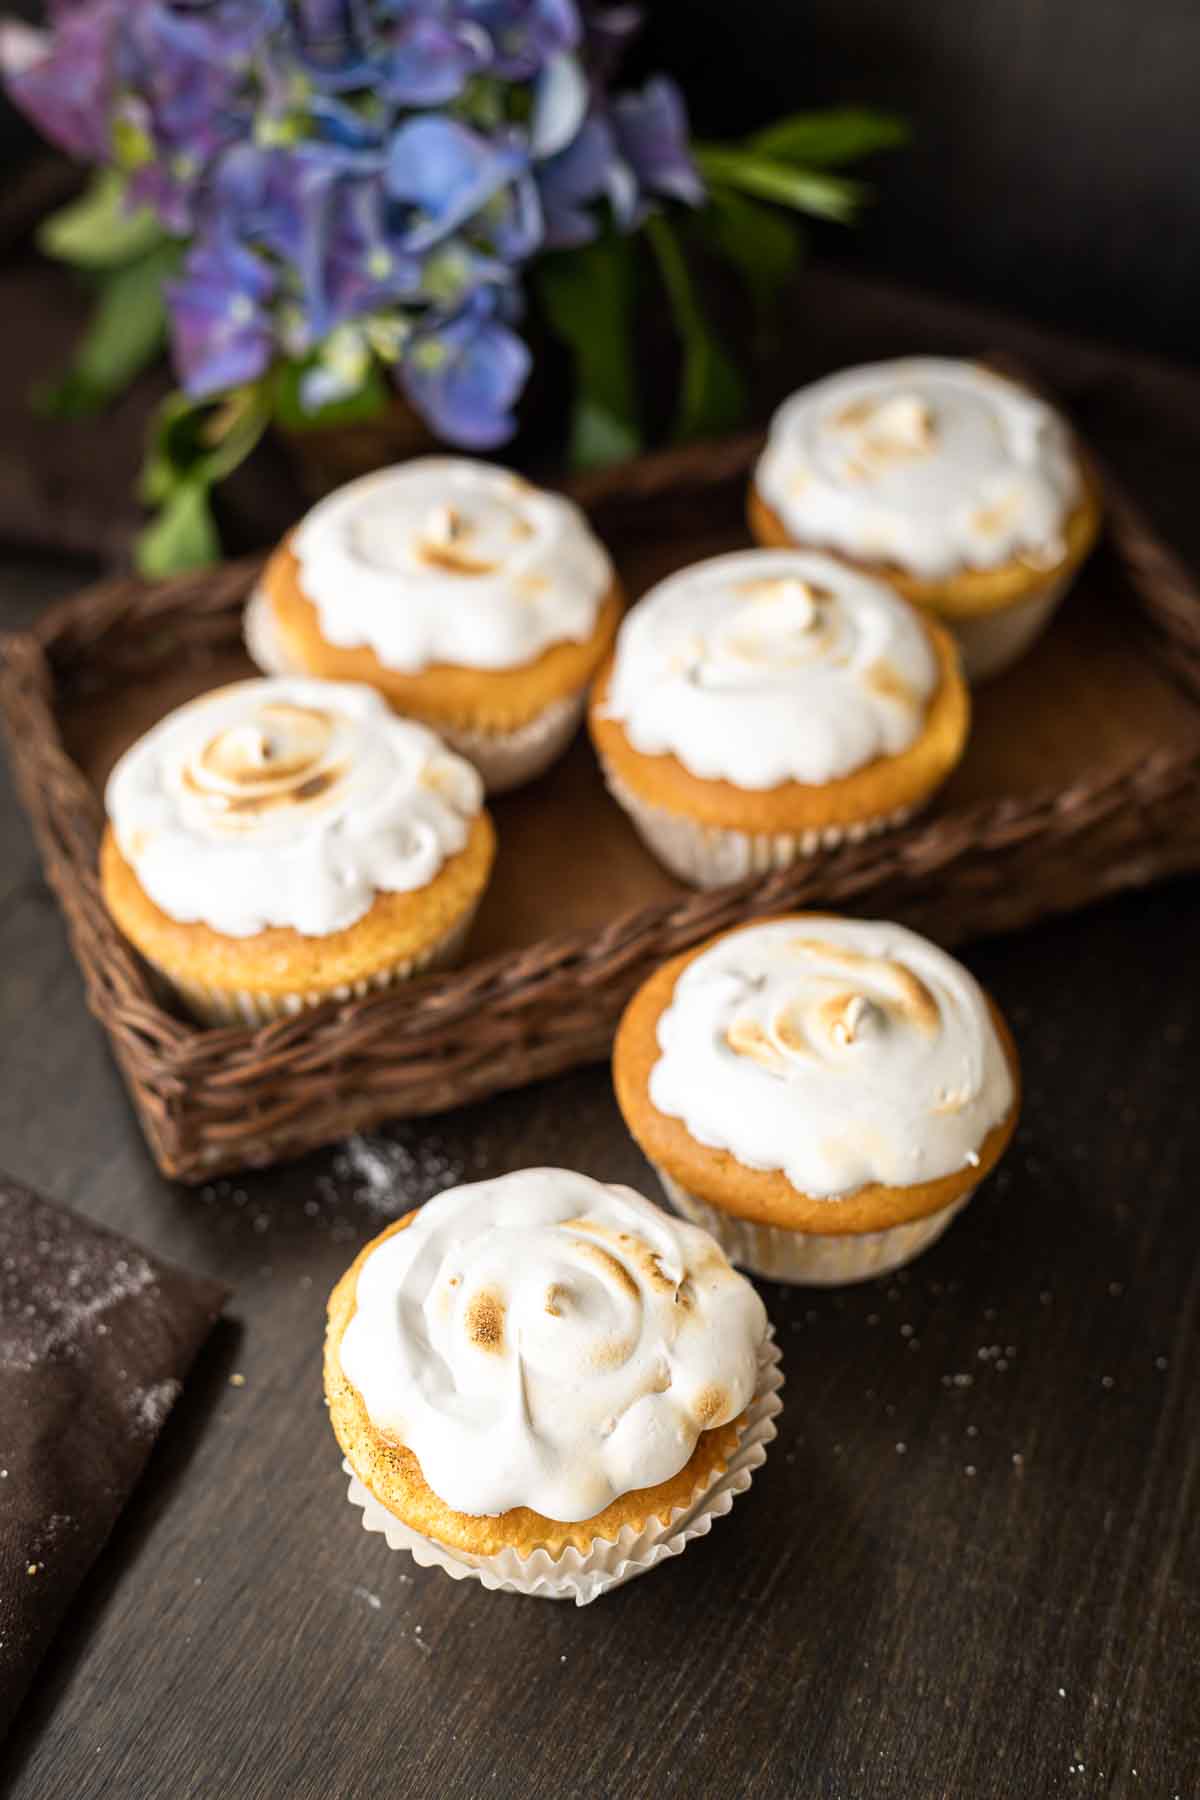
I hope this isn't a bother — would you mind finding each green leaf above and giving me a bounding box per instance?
[272,356,391,432]
[137,383,272,574]
[695,146,865,223]
[38,169,167,269]
[135,480,221,577]
[35,241,180,418]
[748,108,909,167]
[701,186,802,326]
[535,235,641,470]
[644,214,745,444]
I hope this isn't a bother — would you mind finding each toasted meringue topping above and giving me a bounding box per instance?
[105,677,483,938]
[755,358,1081,579]
[293,457,612,673]
[338,1169,767,1520]
[602,549,937,788]
[651,918,1014,1196]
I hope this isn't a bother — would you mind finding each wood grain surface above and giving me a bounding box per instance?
[1,560,1199,1798]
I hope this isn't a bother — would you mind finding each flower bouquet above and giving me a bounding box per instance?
[2,2,903,573]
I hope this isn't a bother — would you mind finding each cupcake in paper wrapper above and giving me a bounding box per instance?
[614,915,1021,1287]
[99,676,495,1027]
[325,1170,778,1604]
[748,358,1102,686]
[246,457,623,794]
[588,548,968,890]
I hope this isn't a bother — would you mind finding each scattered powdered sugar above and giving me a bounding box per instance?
[331,1130,468,1218]
[0,1226,159,1375]
[129,1378,181,1436]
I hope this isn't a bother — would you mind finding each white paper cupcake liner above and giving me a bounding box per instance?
[156,902,478,1028]
[245,587,583,793]
[946,568,1073,683]
[343,1335,783,1605]
[654,1167,971,1286]
[433,691,585,795]
[598,764,913,889]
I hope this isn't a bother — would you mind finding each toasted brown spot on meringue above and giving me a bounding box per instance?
[819,990,876,1047]
[567,1232,641,1302]
[771,1009,812,1059]
[692,1383,728,1428]
[790,938,941,1034]
[674,1278,696,1311]
[416,539,498,576]
[464,1288,506,1353]
[634,1248,676,1294]
[973,493,1021,537]
[544,1282,563,1318]
[726,1016,788,1074]
[866,658,920,711]
[589,1332,636,1369]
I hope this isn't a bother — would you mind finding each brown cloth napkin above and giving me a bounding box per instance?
[0,1173,226,1738]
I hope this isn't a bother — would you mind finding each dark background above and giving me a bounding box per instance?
[640,0,1200,361]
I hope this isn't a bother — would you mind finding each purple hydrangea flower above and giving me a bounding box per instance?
[457,0,579,79]
[611,76,703,206]
[386,115,526,250]
[377,9,489,104]
[402,286,530,446]
[2,0,711,457]
[536,111,616,247]
[0,3,119,161]
[167,230,277,395]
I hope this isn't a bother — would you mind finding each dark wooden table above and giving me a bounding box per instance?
[0,567,1197,1800]
[3,288,1200,1795]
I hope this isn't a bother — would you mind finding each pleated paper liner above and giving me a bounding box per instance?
[343,1335,784,1605]
[3,395,1200,1179]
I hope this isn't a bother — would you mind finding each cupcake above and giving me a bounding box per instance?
[614,915,1020,1286]
[749,357,1101,681]
[325,1168,781,1603]
[101,676,494,1025]
[246,456,623,792]
[588,549,968,888]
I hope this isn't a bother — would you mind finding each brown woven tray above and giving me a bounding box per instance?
[4,423,1200,1182]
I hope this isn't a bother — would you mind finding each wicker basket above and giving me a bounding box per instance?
[3,427,1200,1182]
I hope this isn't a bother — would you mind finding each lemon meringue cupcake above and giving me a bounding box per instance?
[750,357,1101,682]
[100,676,494,1025]
[614,916,1020,1286]
[325,1168,781,1603]
[246,456,623,792]
[588,548,968,888]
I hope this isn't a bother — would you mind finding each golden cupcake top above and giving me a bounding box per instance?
[105,676,483,938]
[648,917,1016,1197]
[289,456,614,673]
[336,1169,768,1522]
[755,358,1082,579]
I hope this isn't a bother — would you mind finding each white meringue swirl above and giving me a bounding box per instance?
[755,357,1081,580]
[650,918,1015,1197]
[602,549,938,787]
[292,456,613,672]
[338,1169,768,1521]
[106,677,483,938]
